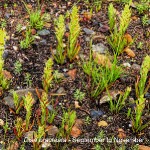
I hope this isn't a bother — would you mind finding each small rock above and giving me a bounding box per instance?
[4,13,11,19]
[3,88,43,109]
[13,46,18,51]
[41,142,51,148]
[92,43,108,54]
[47,105,53,111]
[83,28,95,35]
[63,68,68,72]
[90,110,104,119]
[47,125,59,136]
[145,92,150,99]
[37,29,50,36]
[24,131,35,141]
[85,37,90,42]
[0,119,4,126]
[98,120,108,127]
[39,39,47,45]
[131,63,140,71]
[99,90,120,104]
[2,50,9,59]
[57,87,65,94]
[123,62,131,68]
[99,25,109,33]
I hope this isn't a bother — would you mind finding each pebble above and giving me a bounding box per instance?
[123,62,131,68]
[47,125,59,136]
[42,142,51,148]
[92,43,108,54]
[37,29,50,36]
[0,119,4,126]
[2,50,9,59]
[4,13,11,19]
[145,92,150,99]
[63,68,68,72]
[24,131,35,140]
[39,39,47,45]
[57,87,65,94]
[3,88,43,109]
[90,110,104,119]
[131,63,141,71]
[13,46,18,51]
[83,28,95,35]
[47,105,53,111]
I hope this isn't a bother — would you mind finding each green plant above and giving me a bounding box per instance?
[107,4,131,55]
[0,29,10,89]
[54,15,66,64]
[141,14,149,26]
[24,73,32,87]
[58,109,76,139]
[3,116,10,139]
[85,0,102,12]
[84,116,91,125]
[74,89,85,102]
[48,109,57,124]
[39,92,49,125]
[109,86,131,113]
[16,24,22,32]
[67,5,80,62]
[24,92,34,130]
[14,60,22,75]
[22,0,45,30]
[135,55,150,98]
[20,28,34,49]
[83,57,122,98]
[14,117,24,139]
[136,1,149,14]
[12,91,23,114]
[53,70,64,83]
[42,58,53,93]
[0,19,7,28]
[128,55,150,132]
[137,42,143,49]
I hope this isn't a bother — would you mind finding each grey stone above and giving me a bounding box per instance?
[2,50,9,59]
[47,105,53,111]
[123,62,131,68]
[47,125,59,136]
[3,88,43,109]
[90,110,104,119]
[131,63,140,71]
[83,28,95,35]
[39,39,47,45]
[92,43,108,54]
[37,29,50,36]
[57,87,65,94]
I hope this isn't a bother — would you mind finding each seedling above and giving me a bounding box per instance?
[67,5,80,62]
[74,89,85,103]
[14,117,24,139]
[141,14,149,26]
[24,73,32,87]
[14,60,22,75]
[39,92,49,125]
[136,1,149,14]
[108,86,131,113]
[3,117,10,139]
[54,15,66,64]
[0,29,10,89]
[129,55,150,132]
[24,92,34,130]
[137,42,143,50]
[20,28,34,49]
[107,4,131,55]
[58,109,76,139]
[12,91,23,114]
[42,58,53,93]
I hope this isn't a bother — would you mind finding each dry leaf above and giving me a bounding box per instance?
[0,87,3,96]
[139,145,150,150]
[0,119,4,126]
[118,128,126,139]
[98,120,108,127]
[2,70,12,80]
[27,4,32,9]
[132,16,138,21]
[44,23,51,28]
[71,125,82,138]
[31,29,36,35]
[47,125,59,136]
[124,33,133,44]
[75,101,81,108]
[124,47,135,58]
[67,69,77,80]
[93,52,112,68]
[74,119,83,128]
